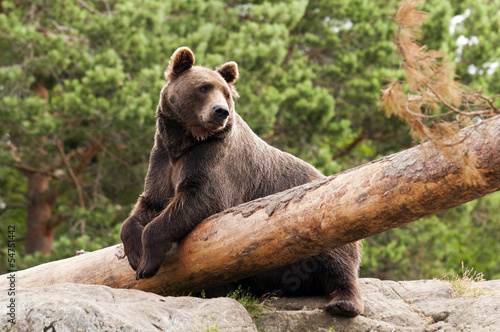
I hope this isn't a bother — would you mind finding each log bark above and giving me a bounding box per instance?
[3,115,500,294]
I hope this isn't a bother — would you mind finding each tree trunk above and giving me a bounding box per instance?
[25,173,56,254]
[15,138,104,254]
[3,115,500,294]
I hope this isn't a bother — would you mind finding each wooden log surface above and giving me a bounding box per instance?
[2,115,500,294]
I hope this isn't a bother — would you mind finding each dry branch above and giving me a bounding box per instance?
[382,0,498,143]
[2,115,500,294]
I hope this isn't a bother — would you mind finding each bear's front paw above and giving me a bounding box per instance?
[135,252,165,280]
[120,218,145,271]
[124,246,142,271]
[122,234,143,271]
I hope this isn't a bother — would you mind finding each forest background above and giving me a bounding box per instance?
[1,0,499,280]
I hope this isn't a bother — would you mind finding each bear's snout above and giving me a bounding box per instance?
[212,105,230,124]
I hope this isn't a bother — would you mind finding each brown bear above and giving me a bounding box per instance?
[120,47,364,317]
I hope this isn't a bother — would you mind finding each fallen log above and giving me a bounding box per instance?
[2,115,500,294]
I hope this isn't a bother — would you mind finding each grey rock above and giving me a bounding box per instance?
[2,278,499,332]
[258,278,500,332]
[0,283,257,332]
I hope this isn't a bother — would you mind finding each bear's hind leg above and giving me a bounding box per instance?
[321,242,364,317]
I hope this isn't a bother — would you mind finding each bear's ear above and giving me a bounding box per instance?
[165,47,195,80]
[216,61,239,84]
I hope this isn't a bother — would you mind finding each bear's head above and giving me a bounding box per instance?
[159,47,239,140]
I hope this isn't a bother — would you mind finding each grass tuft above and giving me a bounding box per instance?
[227,286,266,326]
[439,261,486,298]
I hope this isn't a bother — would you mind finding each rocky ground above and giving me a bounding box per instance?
[259,278,500,331]
[1,278,499,331]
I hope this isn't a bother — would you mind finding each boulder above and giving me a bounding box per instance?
[1,283,257,332]
[258,278,500,331]
[2,278,499,331]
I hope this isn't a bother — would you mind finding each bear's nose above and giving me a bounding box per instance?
[212,105,229,121]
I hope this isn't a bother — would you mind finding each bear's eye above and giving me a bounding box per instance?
[199,85,211,93]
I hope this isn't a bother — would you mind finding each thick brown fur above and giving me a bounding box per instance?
[120,47,364,317]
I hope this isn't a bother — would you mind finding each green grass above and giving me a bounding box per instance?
[226,286,267,328]
[204,322,218,332]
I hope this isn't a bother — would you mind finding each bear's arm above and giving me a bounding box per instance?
[135,170,225,279]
